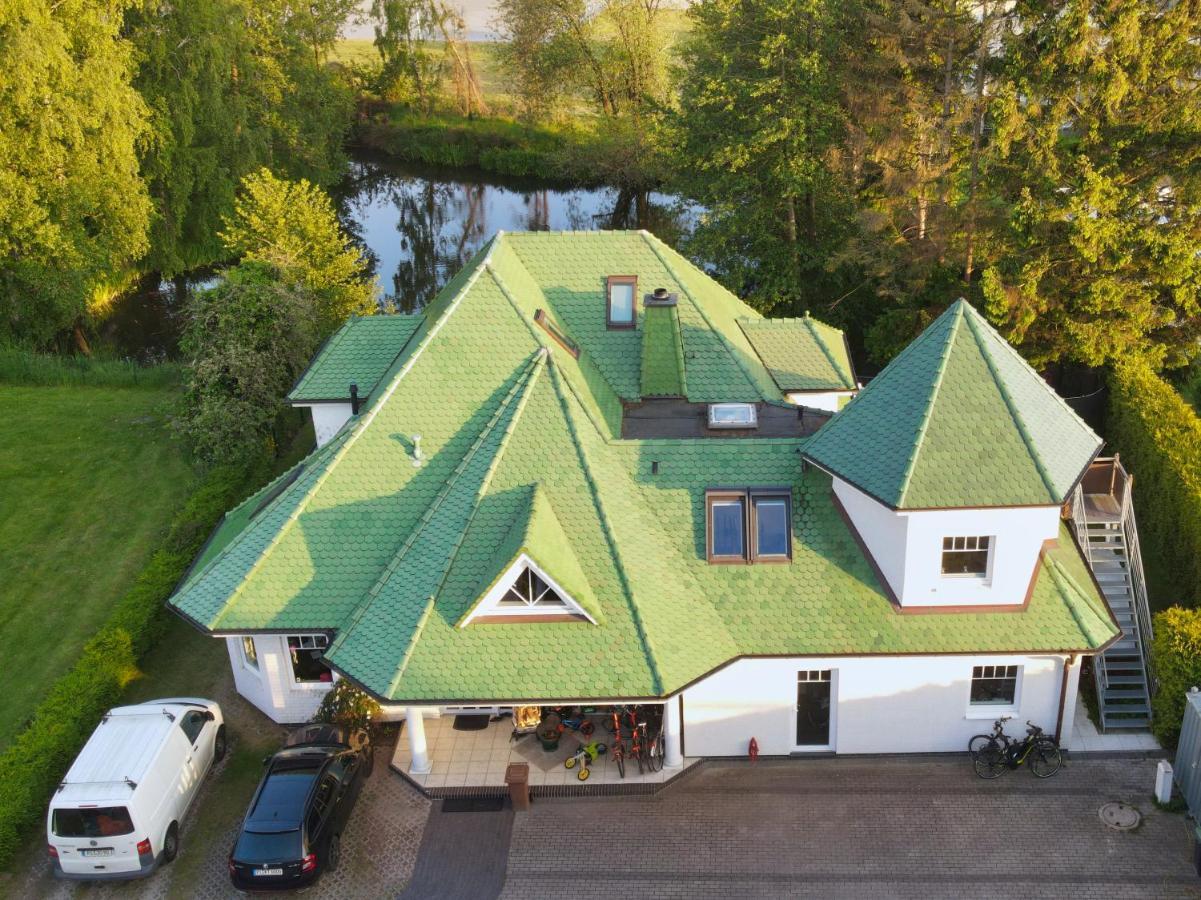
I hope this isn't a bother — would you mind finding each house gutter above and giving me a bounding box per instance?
[1055,652,1078,744]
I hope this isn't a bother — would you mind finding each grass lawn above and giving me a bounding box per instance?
[0,385,193,750]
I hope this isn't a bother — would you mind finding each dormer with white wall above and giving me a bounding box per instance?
[739,313,859,413]
[287,314,423,448]
[805,300,1102,609]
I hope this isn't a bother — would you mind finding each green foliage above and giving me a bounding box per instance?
[982,0,1201,370]
[1149,607,1201,750]
[1106,359,1201,611]
[221,169,377,337]
[176,262,318,467]
[0,0,151,346]
[0,343,181,388]
[0,460,260,866]
[313,681,383,732]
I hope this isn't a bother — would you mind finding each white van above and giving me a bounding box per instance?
[47,698,225,880]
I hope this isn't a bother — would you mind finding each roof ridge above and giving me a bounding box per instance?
[207,237,503,627]
[1045,553,1118,646]
[640,231,764,402]
[896,306,963,508]
[325,350,547,676]
[288,316,356,398]
[962,309,1059,502]
[546,360,664,694]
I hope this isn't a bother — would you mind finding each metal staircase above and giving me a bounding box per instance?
[1069,456,1155,731]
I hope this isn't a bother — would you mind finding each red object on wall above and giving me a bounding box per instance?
[748,736,759,762]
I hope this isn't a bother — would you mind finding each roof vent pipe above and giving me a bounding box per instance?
[411,434,423,468]
[645,287,678,307]
[349,383,361,415]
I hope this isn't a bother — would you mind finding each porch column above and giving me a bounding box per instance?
[663,696,683,768]
[406,707,432,774]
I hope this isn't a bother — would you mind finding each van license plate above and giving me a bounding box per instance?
[253,868,283,876]
[80,849,113,858]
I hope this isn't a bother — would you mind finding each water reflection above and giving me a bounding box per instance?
[101,155,696,359]
[337,155,697,313]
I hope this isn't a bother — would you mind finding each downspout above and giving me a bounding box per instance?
[1055,652,1078,744]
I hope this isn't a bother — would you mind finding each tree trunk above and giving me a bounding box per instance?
[73,322,92,357]
[963,0,992,283]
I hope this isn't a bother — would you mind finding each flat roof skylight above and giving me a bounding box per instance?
[708,403,758,429]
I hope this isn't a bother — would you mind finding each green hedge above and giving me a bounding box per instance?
[1106,359,1201,610]
[1150,607,1201,748]
[0,461,264,867]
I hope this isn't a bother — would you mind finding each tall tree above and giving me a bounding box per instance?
[371,0,449,111]
[0,0,151,349]
[220,169,377,339]
[671,0,855,315]
[982,0,1201,369]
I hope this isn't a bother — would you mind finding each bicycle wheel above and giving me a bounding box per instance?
[615,749,625,779]
[1029,740,1063,778]
[564,755,576,769]
[648,733,665,772]
[972,741,1006,779]
[968,733,993,757]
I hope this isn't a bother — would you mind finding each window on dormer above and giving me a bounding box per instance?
[460,557,596,625]
[942,535,992,577]
[498,567,568,609]
[607,275,637,328]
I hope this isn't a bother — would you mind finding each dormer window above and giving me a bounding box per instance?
[460,556,597,625]
[942,536,992,577]
[499,567,567,609]
[706,489,792,564]
[708,403,758,429]
[606,275,637,328]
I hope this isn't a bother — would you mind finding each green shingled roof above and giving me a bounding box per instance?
[288,314,421,402]
[640,303,686,397]
[170,238,1116,703]
[739,315,857,391]
[804,299,1102,510]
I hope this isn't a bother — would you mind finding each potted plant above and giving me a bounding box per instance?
[537,715,562,752]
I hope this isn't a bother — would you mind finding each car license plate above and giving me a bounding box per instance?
[80,848,114,858]
[253,868,283,877]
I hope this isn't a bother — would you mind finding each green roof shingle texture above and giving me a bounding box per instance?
[804,300,1102,509]
[640,304,686,397]
[170,237,1116,703]
[288,314,421,402]
[738,315,856,391]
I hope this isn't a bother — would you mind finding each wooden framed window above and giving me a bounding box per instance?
[606,275,637,328]
[970,664,1019,706]
[942,535,992,577]
[241,636,259,671]
[706,489,792,564]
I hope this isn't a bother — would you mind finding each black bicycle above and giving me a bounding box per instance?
[968,716,1011,757]
[972,720,1062,779]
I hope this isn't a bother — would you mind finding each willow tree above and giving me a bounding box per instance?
[0,0,150,348]
[982,0,1201,369]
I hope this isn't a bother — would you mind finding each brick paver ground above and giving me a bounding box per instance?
[500,756,1201,899]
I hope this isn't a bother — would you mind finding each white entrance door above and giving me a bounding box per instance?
[794,669,835,751]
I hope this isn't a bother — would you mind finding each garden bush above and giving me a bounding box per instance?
[1106,359,1201,610]
[1150,606,1201,749]
[0,459,265,866]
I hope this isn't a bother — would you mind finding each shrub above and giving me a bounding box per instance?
[313,681,382,733]
[1150,607,1201,749]
[0,460,262,866]
[1106,359,1201,610]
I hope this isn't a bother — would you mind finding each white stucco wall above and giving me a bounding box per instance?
[226,636,336,724]
[682,654,1073,756]
[297,402,353,449]
[832,477,1061,607]
[786,390,854,413]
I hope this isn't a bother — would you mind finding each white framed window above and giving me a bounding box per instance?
[708,403,758,429]
[942,535,992,577]
[970,664,1020,707]
[460,555,596,625]
[241,636,259,671]
[498,567,569,609]
[287,634,332,684]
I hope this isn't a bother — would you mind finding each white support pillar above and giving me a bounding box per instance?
[663,696,683,768]
[406,707,432,774]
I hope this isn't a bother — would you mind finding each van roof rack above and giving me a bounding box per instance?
[100,709,175,725]
[56,776,138,793]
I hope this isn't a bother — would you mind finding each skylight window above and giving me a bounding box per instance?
[708,403,758,429]
[606,275,637,328]
[706,489,792,564]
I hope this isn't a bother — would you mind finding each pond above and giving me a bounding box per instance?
[100,154,696,361]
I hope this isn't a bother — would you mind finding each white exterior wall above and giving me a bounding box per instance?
[682,654,1072,756]
[786,391,854,413]
[832,477,1061,607]
[226,636,336,723]
[297,402,354,449]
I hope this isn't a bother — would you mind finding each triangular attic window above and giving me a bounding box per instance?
[498,567,568,609]
[461,555,596,625]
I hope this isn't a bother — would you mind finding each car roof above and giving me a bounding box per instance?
[247,760,325,831]
[56,706,185,804]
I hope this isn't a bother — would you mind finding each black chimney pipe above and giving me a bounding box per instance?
[349,383,361,415]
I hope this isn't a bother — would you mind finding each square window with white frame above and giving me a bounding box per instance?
[942,535,992,577]
[287,634,332,684]
[970,664,1019,706]
[241,636,259,670]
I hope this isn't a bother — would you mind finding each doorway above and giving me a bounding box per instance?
[795,670,833,748]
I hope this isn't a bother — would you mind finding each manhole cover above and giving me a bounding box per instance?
[1099,801,1141,830]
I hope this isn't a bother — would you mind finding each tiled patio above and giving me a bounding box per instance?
[391,713,697,793]
[1069,695,1162,753]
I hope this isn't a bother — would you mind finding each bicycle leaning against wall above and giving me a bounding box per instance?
[971,719,1063,779]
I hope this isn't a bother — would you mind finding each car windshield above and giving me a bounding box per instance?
[247,766,319,830]
[233,828,303,863]
[52,806,134,838]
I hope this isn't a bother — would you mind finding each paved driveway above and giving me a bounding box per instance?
[500,756,1201,899]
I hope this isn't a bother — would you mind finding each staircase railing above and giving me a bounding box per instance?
[1071,481,1109,697]
[1117,464,1157,693]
